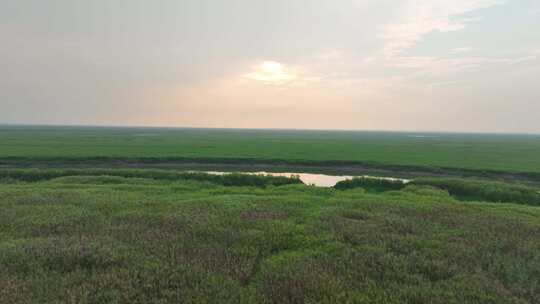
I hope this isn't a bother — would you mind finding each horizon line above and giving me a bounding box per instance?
[1,122,539,136]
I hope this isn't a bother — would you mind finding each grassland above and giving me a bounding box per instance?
[2,126,540,174]
[2,126,540,303]
[1,170,540,303]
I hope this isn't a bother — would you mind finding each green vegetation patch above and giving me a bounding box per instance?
[2,126,540,174]
[334,177,540,207]
[412,178,540,206]
[1,171,539,303]
[334,177,407,192]
[0,169,302,188]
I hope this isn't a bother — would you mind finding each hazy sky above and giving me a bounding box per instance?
[1,0,540,133]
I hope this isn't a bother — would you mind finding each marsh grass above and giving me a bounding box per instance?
[411,178,540,206]
[335,177,540,206]
[2,126,540,174]
[0,169,302,187]
[334,177,407,192]
[0,171,539,303]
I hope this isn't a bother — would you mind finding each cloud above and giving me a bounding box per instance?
[383,53,540,80]
[451,47,474,53]
[313,50,343,61]
[381,0,504,57]
[372,0,523,78]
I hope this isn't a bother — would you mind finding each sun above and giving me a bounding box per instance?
[260,61,284,74]
[244,61,297,84]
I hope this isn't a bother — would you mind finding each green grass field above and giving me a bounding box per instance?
[2,126,540,173]
[2,127,540,303]
[1,171,539,303]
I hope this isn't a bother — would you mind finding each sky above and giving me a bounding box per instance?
[1,0,540,133]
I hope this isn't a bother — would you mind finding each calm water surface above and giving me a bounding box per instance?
[203,171,410,187]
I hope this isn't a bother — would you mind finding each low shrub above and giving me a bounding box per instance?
[411,178,540,206]
[334,177,407,192]
[0,169,302,188]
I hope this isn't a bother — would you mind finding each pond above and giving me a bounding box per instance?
[202,171,410,187]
